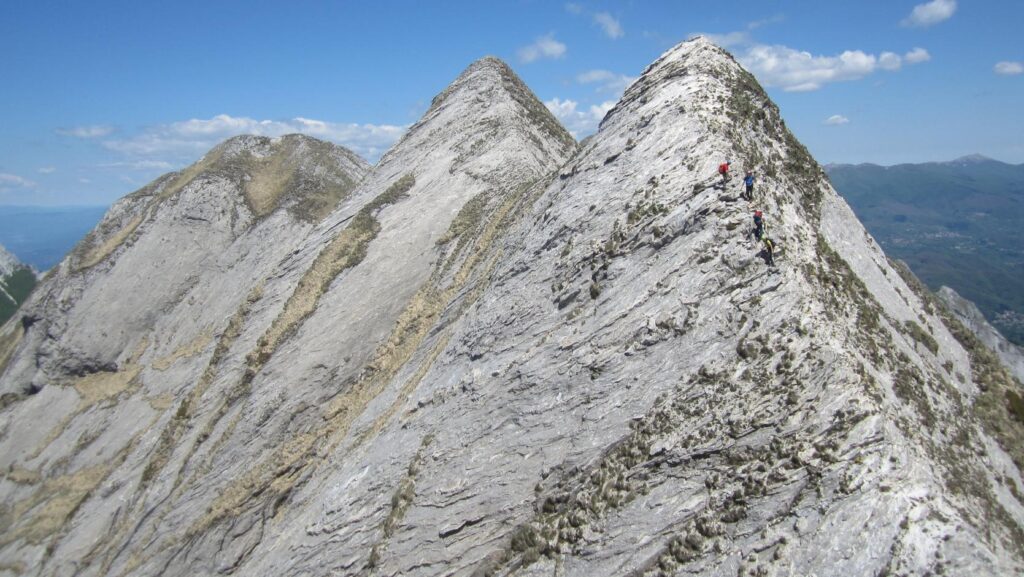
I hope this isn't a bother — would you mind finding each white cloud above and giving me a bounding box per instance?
[564,3,582,15]
[995,61,1024,75]
[593,12,623,39]
[741,45,878,91]
[901,0,956,28]
[576,69,616,84]
[518,34,567,63]
[905,47,931,64]
[878,52,902,71]
[0,173,37,190]
[56,124,115,138]
[576,69,636,95]
[102,114,407,163]
[37,166,56,174]
[544,98,615,138]
[824,115,850,125]
[79,178,91,184]
[738,43,927,92]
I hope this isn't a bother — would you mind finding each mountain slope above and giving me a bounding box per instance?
[1,39,1022,577]
[0,245,36,328]
[938,286,1024,383]
[327,38,1022,576]
[0,57,575,576]
[826,157,1024,345]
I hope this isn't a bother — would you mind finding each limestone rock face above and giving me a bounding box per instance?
[938,286,1024,383]
[1,38,1022,577]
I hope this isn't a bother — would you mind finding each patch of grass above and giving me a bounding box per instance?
[1006,390,1024,423]
[436,190,488,247]
[903,320,939,355]
[250,174,415,378]
[0,314,26,378]
[0,267,37,326]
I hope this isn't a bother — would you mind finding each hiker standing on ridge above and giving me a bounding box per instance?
[743,171,755,201]
[718,161,731,184]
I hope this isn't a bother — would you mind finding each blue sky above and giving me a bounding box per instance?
[1,0,1021,205]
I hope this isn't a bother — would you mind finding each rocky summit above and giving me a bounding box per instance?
[1,37,1023,577]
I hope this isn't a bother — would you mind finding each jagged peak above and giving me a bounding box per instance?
[600,35,766,136]
[433,55,572,140]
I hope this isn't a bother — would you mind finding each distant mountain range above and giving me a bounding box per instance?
[827,155,1024,345]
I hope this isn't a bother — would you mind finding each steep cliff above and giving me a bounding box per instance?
[1,38,1022,577]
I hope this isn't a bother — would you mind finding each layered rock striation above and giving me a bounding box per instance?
[1,38,1022,577]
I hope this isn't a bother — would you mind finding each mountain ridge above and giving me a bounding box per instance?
[1,38,1022,577]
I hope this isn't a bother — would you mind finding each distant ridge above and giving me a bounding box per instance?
[827,153,1020,170]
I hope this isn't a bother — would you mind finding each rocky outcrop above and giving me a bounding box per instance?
[0,244,35,331]
[1,38,1022,577]
[938,285,1024,383]
[0,134,369,396]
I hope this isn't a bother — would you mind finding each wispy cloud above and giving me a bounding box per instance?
[564,2,582,15]
[544,98,615,138]
[0,173,37,190]
[593,12,623,39]
[576,69,636,95]
[56,124,115,138]
[98,160,174,171]
[102,114,407,163]
[747,15,785,30]
[518,33,567,63]
[37,166,56,174]
[697,15,782,48]
[901,0,956,28]
[995,61,1023,75]
[702,31,751,49]
[824,115,850,125]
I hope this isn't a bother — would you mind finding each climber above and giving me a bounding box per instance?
[718,161,731,183]
[742,171,755,201]
[752,210,776,267]
[762,235,776,267]
[752,210,765,241]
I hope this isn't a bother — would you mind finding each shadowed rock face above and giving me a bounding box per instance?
[1,38,1022,577]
